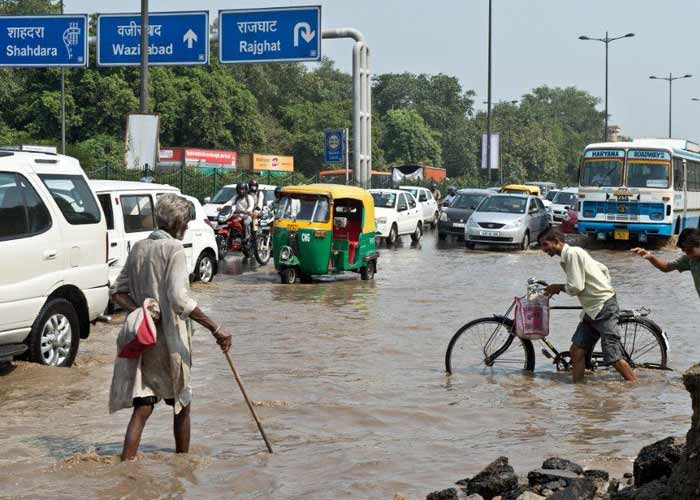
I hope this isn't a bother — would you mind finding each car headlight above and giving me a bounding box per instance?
[279,246,293,261]
[375,217,387,224]
[466,218,479,228]
[503,218,524,229]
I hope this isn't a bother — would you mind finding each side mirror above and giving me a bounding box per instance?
[204,196,211,204]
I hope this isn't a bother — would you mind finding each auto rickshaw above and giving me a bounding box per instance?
[273,184,379,284]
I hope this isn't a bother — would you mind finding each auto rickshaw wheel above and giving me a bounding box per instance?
[361,261,375,280]
[280,267,298,284]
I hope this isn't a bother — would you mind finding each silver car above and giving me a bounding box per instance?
[465,194,550,250]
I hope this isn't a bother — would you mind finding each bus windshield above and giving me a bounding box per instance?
[627,162,670,188]
[580,160,623,187]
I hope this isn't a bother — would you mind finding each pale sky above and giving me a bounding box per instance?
[64,0,700,141]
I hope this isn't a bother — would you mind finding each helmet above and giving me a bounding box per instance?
[431,183,438,190]
[235,183,248,196]
[274,186,282,199]
[248,179,259,193]
[448,185,457,194]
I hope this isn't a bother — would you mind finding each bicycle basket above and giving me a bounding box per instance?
[514,294,550,340]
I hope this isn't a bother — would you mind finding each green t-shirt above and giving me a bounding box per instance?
[670,255,700,297]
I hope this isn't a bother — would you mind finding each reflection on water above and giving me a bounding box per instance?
[0,232,695,499]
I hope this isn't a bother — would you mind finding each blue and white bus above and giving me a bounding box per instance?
[577,138,700,242]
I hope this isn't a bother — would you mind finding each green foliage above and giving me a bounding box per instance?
[381,109,442,166]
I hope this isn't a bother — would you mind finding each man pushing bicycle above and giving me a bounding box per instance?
[538,228,637,383]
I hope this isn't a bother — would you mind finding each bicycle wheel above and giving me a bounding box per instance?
[445,316,535,374]
[618,317,668,370]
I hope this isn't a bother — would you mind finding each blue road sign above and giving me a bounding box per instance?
[97,11,209,66]
[0,15,87,67]
[219,6,321,64]
[325,130,344,163]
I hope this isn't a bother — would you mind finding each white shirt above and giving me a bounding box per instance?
[559,244,615,319]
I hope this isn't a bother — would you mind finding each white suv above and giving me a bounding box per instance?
[0,150,109,366]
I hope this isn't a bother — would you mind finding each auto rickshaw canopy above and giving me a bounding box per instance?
[280,184,376,233]
[500,184,541,196]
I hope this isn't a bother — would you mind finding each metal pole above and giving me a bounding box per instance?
[139,0,149,113]
[668,73,672,138]
[60,0,65,154]
[344,127,350,185]
[486,0,493,184]
[604,32,608,142]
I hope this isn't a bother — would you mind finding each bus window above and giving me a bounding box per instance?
[627,163,669,189]
[580,160,623,187]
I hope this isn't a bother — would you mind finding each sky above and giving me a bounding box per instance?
[64,0,700,141]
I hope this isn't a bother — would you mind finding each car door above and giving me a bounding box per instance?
[405,192,421,230]
[536,198,548,233]
[97,192,125,283]
[0,171,61,332]
[396,193,410,234]
[120,192,156,258]
[422,188,437,219]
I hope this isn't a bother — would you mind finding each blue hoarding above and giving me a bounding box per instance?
[325,130,344,163]
[0,15,88,67]
[97,11,209,66]
[219,6,321,64]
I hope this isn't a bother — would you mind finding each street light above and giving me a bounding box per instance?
[483,100,518,185]
[649,73,693,138]
[578,32,635,142]
[486,0,493,184]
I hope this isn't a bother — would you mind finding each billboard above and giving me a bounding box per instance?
[251,154,294,172]
[125,113,160,170]
[480,133,500,170]
[159,147,238,168]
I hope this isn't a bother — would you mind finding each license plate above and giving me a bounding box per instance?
[614,229,629,240]
[479,230,499,237]
[453,222,465,228]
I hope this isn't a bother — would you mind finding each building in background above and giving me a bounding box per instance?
[607,125,622,142]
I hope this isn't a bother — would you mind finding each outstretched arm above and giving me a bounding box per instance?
[630,248,674,273]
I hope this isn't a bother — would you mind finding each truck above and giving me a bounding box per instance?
[391,164,447,184]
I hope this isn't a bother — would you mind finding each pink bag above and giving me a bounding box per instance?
[514,295,550,340]
[117,300,159,358]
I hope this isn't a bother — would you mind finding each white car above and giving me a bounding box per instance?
[0,149,110,366]
[547,188,579,224]
[203,183,277,224]
[399,186,439,228]
[370,189,424,245]
[90,180,219,285]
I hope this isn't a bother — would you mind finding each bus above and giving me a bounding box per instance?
[577,138,700,242]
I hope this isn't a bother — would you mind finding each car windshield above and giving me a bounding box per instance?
[580,160,623,187]
[278,194,330,222]
[211,187,236,203]
[371,192,396,209]
[401,188,418,199]
[546,190,559,202]
[627,162,670,188]
[477,195,527,214]
[450,193,485,209]
[553,192,578,206]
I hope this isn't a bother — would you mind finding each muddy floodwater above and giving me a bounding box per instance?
[1,232,697,499]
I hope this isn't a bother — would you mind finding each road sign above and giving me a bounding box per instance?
[219,6,321,64]
[97,11,209,66]
[325,130,344,163]
[0,15,87,67]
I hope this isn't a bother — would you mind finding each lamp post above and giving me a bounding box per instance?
[486,0,493,184]
[578,32,635,142]
[483,100,518,185]
[650,73,693,138]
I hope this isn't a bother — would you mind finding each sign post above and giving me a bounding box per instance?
[218,6,321,64]
[97,11,209,66]
[0,15,88,67]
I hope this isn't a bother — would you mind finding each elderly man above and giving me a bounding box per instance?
[110,193,232,461]
[538,227,637,383]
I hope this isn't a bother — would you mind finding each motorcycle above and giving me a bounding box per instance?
[216,205,272,266]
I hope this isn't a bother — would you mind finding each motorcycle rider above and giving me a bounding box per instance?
[248,179,265,212]
[232,183,255,240]
[444,185,458,206]
[430,183,441,205]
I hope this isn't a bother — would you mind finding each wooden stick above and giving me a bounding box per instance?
[223,351,274,453]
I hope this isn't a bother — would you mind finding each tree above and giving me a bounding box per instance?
[381,109,442,166]
[0,0,59,15]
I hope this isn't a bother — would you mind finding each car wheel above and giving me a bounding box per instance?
[438,232,447,241]
[520,231,531,251]
[386,224,398,246]
[280,267,298,284]
[195,251,215,283]
[465,242,475,250]
[411,222,423,242]
[27,299,80,367]
[360,261,375,280]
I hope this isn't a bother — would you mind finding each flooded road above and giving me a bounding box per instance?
[1,231,697,499]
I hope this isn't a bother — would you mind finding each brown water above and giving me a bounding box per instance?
[0,232,696,499]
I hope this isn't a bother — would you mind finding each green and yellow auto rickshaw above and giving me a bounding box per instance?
[273,184,379,284]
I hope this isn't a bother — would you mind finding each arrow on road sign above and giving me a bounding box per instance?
[293,22,315,47]
[183,29,198,49]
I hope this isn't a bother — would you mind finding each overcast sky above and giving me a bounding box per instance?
[64,0,700,141]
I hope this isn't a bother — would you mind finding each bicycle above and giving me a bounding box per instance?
[445,278,670,375]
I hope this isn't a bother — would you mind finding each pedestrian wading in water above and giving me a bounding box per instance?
[109,193,232,461]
